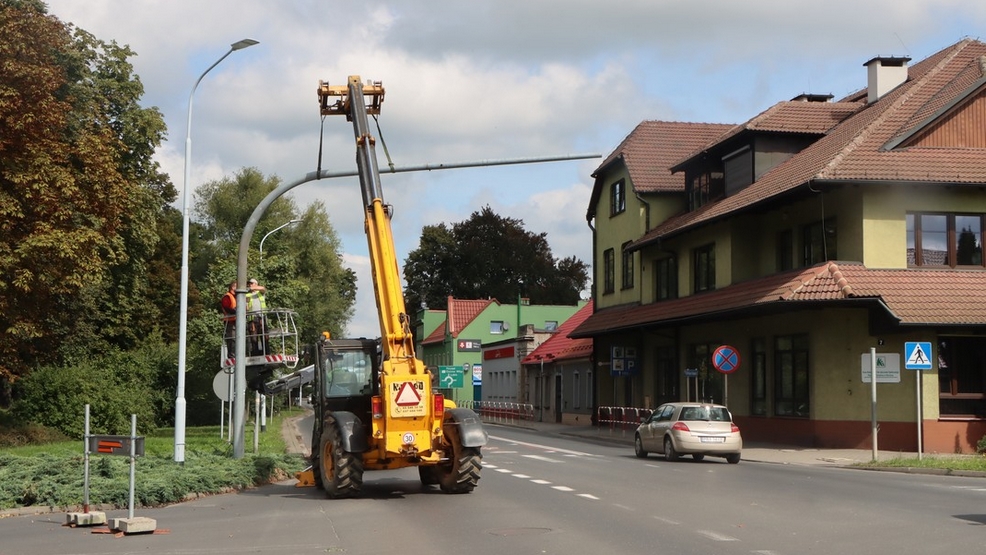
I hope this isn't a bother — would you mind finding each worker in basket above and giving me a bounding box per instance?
[245,278,268,356]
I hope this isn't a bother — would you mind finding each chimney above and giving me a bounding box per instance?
[864,56,910,104]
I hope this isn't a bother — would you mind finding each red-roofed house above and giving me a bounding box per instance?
[415,296,584,404]
[574,39,986,453]
[516,300,595,424]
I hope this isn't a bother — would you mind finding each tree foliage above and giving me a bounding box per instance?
[0,1,171,400]
[187,168,356,419]
[403,206,589,311]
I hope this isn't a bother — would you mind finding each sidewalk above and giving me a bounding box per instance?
[495,420,967,469]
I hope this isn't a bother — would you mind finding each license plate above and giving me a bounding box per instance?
[700,436,725,443]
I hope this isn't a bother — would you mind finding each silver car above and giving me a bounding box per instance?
[634,402,742,464]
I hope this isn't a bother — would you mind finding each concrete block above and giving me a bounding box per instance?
[65,512,107,526]
[109,516,157,534]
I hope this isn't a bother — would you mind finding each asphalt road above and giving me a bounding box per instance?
[2,423,985,554]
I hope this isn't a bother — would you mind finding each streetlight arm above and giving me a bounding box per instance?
[259,219,302,263]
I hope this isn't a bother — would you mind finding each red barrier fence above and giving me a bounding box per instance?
[596,406,653,431]
[460,401,535,425]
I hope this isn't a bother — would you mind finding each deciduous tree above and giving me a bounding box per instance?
[403,206,589,312]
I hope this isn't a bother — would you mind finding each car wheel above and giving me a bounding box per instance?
[634,435,648,458]
[726,453,741,464]
[664,437,679,462]
[692,454,705,462]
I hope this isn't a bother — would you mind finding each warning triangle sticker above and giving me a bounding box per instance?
[395,382,421,406]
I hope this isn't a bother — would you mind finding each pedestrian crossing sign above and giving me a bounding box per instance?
[904,342,933,370]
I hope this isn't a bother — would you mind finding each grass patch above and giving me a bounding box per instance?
[0,410,309,511]
[855,454,986,473]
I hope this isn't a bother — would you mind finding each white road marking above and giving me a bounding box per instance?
[530,479,551,485]
[522,454,564,463]
[612,503,634,511]
[552,486,575,492]
[696,529,739,542]
[512,474,531,479]
[495,468,513,473]
[652,516,680,525]
[752,551,782,555]
[485,464,498,469]
[577,493,599,500]
[489,435,599,458]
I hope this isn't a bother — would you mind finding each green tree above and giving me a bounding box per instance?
[403,206,589,311]
[184,168,356,422]
[0,1,171,404]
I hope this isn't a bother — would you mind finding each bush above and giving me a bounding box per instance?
[12,339,176,438]
[977,435,986,456]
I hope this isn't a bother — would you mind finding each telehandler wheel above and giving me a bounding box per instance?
[310,427,323,488]
[436,434,482,494]
[318,420,363,498]
[418,465,440,486]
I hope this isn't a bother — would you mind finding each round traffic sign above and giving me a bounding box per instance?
[712,345,741,374]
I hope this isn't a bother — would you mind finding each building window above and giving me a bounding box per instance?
[621,241,634,290]
[751,338,767,416]
[687,171,725,211]
[610,179,626,216]
[777,229,793,271]
[803,218,837,266]
[655,345,677,406]
[907,213,983,267]
[573,372,581,409]
[544,321,558,331]
[692,243,715,293]
[689,343,723,404]
[655,256,677,301]
[774,334,809,417]
[490,321,505,334]
[938,336,986,417]
[603,248,615,294]
[587,370,593,409]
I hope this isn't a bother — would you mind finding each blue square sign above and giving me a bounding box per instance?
[904,342,933,370]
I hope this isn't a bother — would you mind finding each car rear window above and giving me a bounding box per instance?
[680,407,731,421]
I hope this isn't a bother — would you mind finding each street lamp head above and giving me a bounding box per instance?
[231,39,259,51]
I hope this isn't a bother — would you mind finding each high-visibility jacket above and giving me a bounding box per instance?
[245,290,267,313]
[221,291,236,322]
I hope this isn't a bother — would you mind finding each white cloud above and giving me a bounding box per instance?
[42,0,986,340]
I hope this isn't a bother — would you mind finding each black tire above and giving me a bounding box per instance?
[436,432,482,494]
[418,465,440,486]
[664,437,679,462]
[692,454,705,462]
[634,435,648,458]
[318,419,364,498]
[310,427,323,488]
[726,453,741,464]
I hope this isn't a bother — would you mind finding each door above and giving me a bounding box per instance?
[554,375,563,423]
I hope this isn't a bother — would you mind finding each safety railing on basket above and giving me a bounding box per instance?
[460,400,535,425]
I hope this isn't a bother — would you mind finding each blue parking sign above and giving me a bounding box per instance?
[904,342,932,370]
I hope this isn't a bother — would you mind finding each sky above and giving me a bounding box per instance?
[42,0,986,338]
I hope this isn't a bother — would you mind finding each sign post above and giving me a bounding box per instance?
[905,341,933,460]
[712,345,740,406]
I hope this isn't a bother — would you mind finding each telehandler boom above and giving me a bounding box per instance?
[298,76,487,497]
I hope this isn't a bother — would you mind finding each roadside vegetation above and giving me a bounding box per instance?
[855,439,986,474]
[0,409,307,511]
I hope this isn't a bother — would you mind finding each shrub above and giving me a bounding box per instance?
[977,435,986,456]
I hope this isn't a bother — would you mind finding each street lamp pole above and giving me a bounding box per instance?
[175,38,258,464]
[259,219,301,264]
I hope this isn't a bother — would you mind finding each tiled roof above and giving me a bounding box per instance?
[421,320,446,346]
[587,121,733,219]
[671,101,863,171]
[570,262,986,338]
[521,300,594,364]
[642,39,986,243]
[447,297,496,338]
